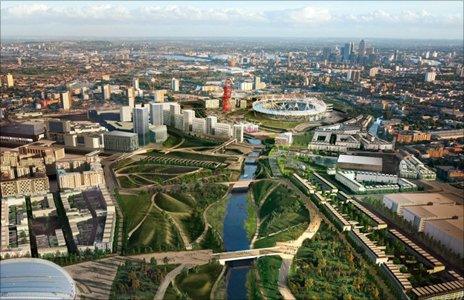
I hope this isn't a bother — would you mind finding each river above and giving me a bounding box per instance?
[223,138,261,300]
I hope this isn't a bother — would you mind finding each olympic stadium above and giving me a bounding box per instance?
[252,98,327,121]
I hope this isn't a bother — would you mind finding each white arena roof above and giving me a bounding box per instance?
[0,258,76,299]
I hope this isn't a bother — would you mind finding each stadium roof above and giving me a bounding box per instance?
[0,258,76,299]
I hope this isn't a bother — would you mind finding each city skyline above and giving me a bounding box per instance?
[1,1,463,39]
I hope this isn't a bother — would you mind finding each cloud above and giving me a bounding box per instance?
[0,3,462,38]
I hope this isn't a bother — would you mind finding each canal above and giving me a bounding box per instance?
[223,138,261,300]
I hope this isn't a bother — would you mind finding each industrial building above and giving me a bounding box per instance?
[337,154,383,172]
[383,193,456,215]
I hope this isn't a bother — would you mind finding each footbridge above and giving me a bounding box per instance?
[210,139,237,153]
[230,179,261,191]
[213,247,281,265]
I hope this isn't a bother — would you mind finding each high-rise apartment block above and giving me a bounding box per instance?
[133,77,140,90]
[182,109,195,132]
[206,116,217,135]
[6,73,14,88]
[149,102,164,126]
[61,91,71,110]
[133,106,149,136]
[103,84,111,100]
[127,87,135,107]
[171,78,180,92]
[233,124,244,142]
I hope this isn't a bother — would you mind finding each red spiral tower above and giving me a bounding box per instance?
[222,78,233,113]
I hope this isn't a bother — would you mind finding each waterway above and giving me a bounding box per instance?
[223,138,261,300]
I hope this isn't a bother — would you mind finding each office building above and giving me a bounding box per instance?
[103,84,111,100]
[206,116,217,135]
[127,87,135,108]
[149,102,164,126]
[171,78,180,92]
[183,109,195,132]
[6,73,14,88]
[120,106,132,122]
[133,106,149,136]
[233,124,244,142]
[61,91,71,110]
[103,131,139,152]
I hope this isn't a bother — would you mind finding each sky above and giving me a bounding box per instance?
[1,1,463,39]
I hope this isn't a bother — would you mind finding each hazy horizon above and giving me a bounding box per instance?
[1,1,463,40]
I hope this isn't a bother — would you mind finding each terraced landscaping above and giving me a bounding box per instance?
[250,180,310,248]
[152,183,229,249]
[170,262,224,299]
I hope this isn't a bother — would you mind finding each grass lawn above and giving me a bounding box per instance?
[256,256,282,300]
[128,207,184,252]
[117,176,140,188]
[205,193,228,240]
[175,262,223,299]
[254,223,308,248]
[246,265,264,300]
[292,130,314,147]
[116,191,152,232]
[258,184,309,237]
[245,111,302,130]
[155,193,191,213]
[251,179,278,205]
[245,193,257,240]
[163,135,183,148]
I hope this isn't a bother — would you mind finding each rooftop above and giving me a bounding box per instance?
[0,258,76,299]
[337,154,382,166]
[403,205,464,219]
[104,130,137,137]
[384,193,457,206]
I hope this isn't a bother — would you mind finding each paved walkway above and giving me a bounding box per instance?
[64,256,126,300]
[154,264,192,300]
